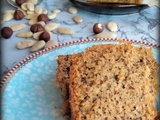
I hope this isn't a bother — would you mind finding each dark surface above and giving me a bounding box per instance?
[69,0,149,15]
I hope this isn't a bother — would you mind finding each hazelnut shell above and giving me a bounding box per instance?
[93,23,104,34]
[30,24,44,33]
[39,31,50,42]
[14,10,25,20]
[37,14,49,23]
[1,27,13,39]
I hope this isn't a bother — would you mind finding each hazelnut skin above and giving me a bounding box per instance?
[14,10,25,20]
[39,31,50,42]
[93,23,104,34]
[37,14,49,23]
[15,0,26,6]
[30,24,44,33]
[1,27,13,39]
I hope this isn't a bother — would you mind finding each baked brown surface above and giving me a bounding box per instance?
[56,55,72,115]
[70,43,159,120]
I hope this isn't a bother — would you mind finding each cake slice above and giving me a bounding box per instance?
[56,55,72,115]
[69,43,159,120]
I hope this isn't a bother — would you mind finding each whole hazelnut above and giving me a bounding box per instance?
[15,0,26,6]
[37,14,49,23]
[93,23,104,34]
[39,31,50,42]
[30,24,44,33]
[1,27,13,39]
[14,10,25,20]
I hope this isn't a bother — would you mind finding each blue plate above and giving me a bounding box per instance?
[1,38,160,120]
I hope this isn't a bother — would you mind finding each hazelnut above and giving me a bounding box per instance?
[93,23,104,34]
[37,14,49,23]
[15,0,26,6]
[39,31,50,42]
[14,10,25,20]
[30,24,44,33]
[1,27,13,39]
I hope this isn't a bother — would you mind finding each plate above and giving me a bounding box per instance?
[1,38,160,120]
[69,0,149,15]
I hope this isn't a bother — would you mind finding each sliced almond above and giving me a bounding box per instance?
[57,27,74,35]
[16,31,33,38]
[29,17,37,25]
[44,23,59,31]
[26,2,35,11]
[27,0,38,4]
[21,3,28,11]
[1,13,13,22]
[10,24,26,31]
[37,21,46,26]
[27,11,35,15]
[2,10,15,15]
[33,31,43,40]
[18,8,27,15]
[29,40,46,52]
[52,9,61,14]
[106,22,118,32]
[48,13,57,20]
[35,6,42,15]
[42,8,48,14]
[16,40,36,49]
[73,16,83,23]
[25,13,38,19]
[44,40,58,48]
[94,32,117,39]
[68,6,77,14]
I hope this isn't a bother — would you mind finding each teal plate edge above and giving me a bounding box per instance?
[0,38,160,119]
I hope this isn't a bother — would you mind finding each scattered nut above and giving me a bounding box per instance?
[106,22,118,32]
[57,27,75,35]
[39,31,50,42]
[33,31,43,40]
[68,6,77,14]
[27,0,37,4]
[52,9,61,14]
[37,14,49,23]
[10,23,26,31]
[1,27,13,39]
[27,11,34,15]
[29,40,46,52]
[30,23,44,33]
[16,39,36,49]
[2,13,13,23]
[94,32,117,39]
[47,13,57,20]
[37,21,46,27]
[28,17,37,25]
[25,13,38,19]
[35,6,43,15]
[14,10,25,20]
[16,31,33,37]
[93,23,104,34]
[21,3,28,11]
[44,40,58,48]
[73,16,83,23]
[2,10,15,15]
[44,23,59,31]
[16,0,26,6]
[26,2,35,11]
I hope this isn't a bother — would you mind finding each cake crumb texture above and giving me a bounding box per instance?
[70,43,159,120]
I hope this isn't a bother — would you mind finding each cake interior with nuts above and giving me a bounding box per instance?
[56,42,159,120]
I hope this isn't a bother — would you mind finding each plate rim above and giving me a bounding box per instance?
[1,38,160,88]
